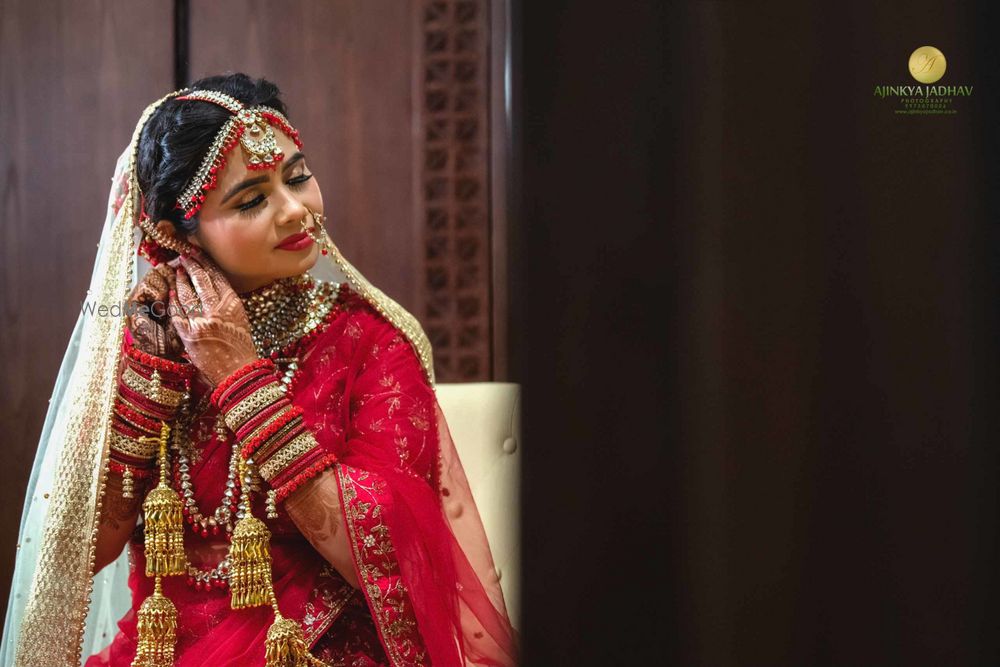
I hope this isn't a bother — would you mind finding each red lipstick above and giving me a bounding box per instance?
[276,231,314,251]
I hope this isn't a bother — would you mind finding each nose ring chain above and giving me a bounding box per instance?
[301,207,332,255]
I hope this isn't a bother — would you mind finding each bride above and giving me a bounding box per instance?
[1,73,516,667]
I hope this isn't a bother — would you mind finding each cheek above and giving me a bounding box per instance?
[202,218,271,263]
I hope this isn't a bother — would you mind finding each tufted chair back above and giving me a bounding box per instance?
[435,382,520,629]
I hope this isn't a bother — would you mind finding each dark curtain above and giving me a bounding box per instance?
[516,1,1000,664]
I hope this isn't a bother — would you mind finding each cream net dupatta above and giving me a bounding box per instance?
[1,92,512,666]
[0,94,177,666]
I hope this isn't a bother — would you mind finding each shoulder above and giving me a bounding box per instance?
[313,283,432,380]
[334,284,410,349]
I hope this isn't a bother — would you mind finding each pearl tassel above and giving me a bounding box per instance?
[122,465,135,499]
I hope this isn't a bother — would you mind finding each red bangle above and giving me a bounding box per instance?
[124,341,195,378]
[117,385,176,421]
[253,420,304,464]
[240,406,304,460]
[108,457,156,478]
[111,416,147,440]
[211,359,274,407]
[237,399,296,444]
[114,400,162,434]
[221,372,280,410]
[274,453,338,504]
[124,359,189,392]
[269,443,326,488]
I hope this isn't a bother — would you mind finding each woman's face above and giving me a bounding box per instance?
[183,129,324,293]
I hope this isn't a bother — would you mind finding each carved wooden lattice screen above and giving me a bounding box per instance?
[420,0,493,382]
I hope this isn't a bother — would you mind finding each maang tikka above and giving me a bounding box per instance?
[173,90,303,221]
[137,89,305,266]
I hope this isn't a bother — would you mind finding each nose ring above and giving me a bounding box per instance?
[301,206,331,255]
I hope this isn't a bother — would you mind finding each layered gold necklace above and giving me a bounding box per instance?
[239,274,340,359]
[171,274,343,591]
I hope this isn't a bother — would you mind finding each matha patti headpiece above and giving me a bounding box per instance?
[173,90,304,220]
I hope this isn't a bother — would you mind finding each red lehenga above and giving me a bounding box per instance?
[85,283,517,667]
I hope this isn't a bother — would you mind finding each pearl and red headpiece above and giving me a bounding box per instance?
[135,89,305,266]
[173,89,304,220]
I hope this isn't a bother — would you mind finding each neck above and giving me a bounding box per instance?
[237,273,311,300]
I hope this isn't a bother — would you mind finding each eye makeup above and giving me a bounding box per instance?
[236,172,314,217]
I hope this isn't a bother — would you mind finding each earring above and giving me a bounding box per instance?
[139,215,198,259]
[301,207,332,256]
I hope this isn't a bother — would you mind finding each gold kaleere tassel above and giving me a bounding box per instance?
[228,458,321,665]
[141,422,186,576]
[131,421,184,667]
[229,458,274,609]
[264,613,314,667]
[131,577,178,667]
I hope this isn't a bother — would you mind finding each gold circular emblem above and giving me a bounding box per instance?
[908,46,946,84]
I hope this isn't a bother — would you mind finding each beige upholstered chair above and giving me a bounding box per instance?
[435,382,520,630]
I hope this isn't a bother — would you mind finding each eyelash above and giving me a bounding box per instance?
[237,173,314,216]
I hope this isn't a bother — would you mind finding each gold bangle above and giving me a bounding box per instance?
[223,383,287,431]
[116,392,174,423]
[243,407,300,456]
[122,366,184,406]
[259,432,317,481]
[113,409,159,437]
[109,430,158,460]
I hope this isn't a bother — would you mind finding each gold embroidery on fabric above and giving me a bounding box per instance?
[336,466,429,667]
[13,93,186,666]
[302,566,356,647]
[326,241,435,385]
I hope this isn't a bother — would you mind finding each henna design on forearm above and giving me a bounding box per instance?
[100,472,143,530]
[284,471,344,542]
[283,469,359,588]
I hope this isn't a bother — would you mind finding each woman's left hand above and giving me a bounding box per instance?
[169,253,259,385]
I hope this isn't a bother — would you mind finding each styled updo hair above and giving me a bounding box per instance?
[136,72,289,235]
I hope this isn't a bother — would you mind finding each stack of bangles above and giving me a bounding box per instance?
[110,335,195,498]
[211,359,337,509]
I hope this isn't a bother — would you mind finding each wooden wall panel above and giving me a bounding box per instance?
[418,0,493,381]
[190,0,423,350]
[190,0,503,382]
[0,0,174,619]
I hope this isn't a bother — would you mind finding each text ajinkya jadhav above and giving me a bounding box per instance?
[874,85,973,98]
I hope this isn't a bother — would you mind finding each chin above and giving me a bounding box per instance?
[274,244,320,278]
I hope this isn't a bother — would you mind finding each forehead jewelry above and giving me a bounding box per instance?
[174,90,304,221]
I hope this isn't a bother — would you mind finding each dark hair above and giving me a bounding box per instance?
[136,73,289,234]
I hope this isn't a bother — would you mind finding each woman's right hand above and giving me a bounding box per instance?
[126,264,184,358]
[168,253,259,386]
